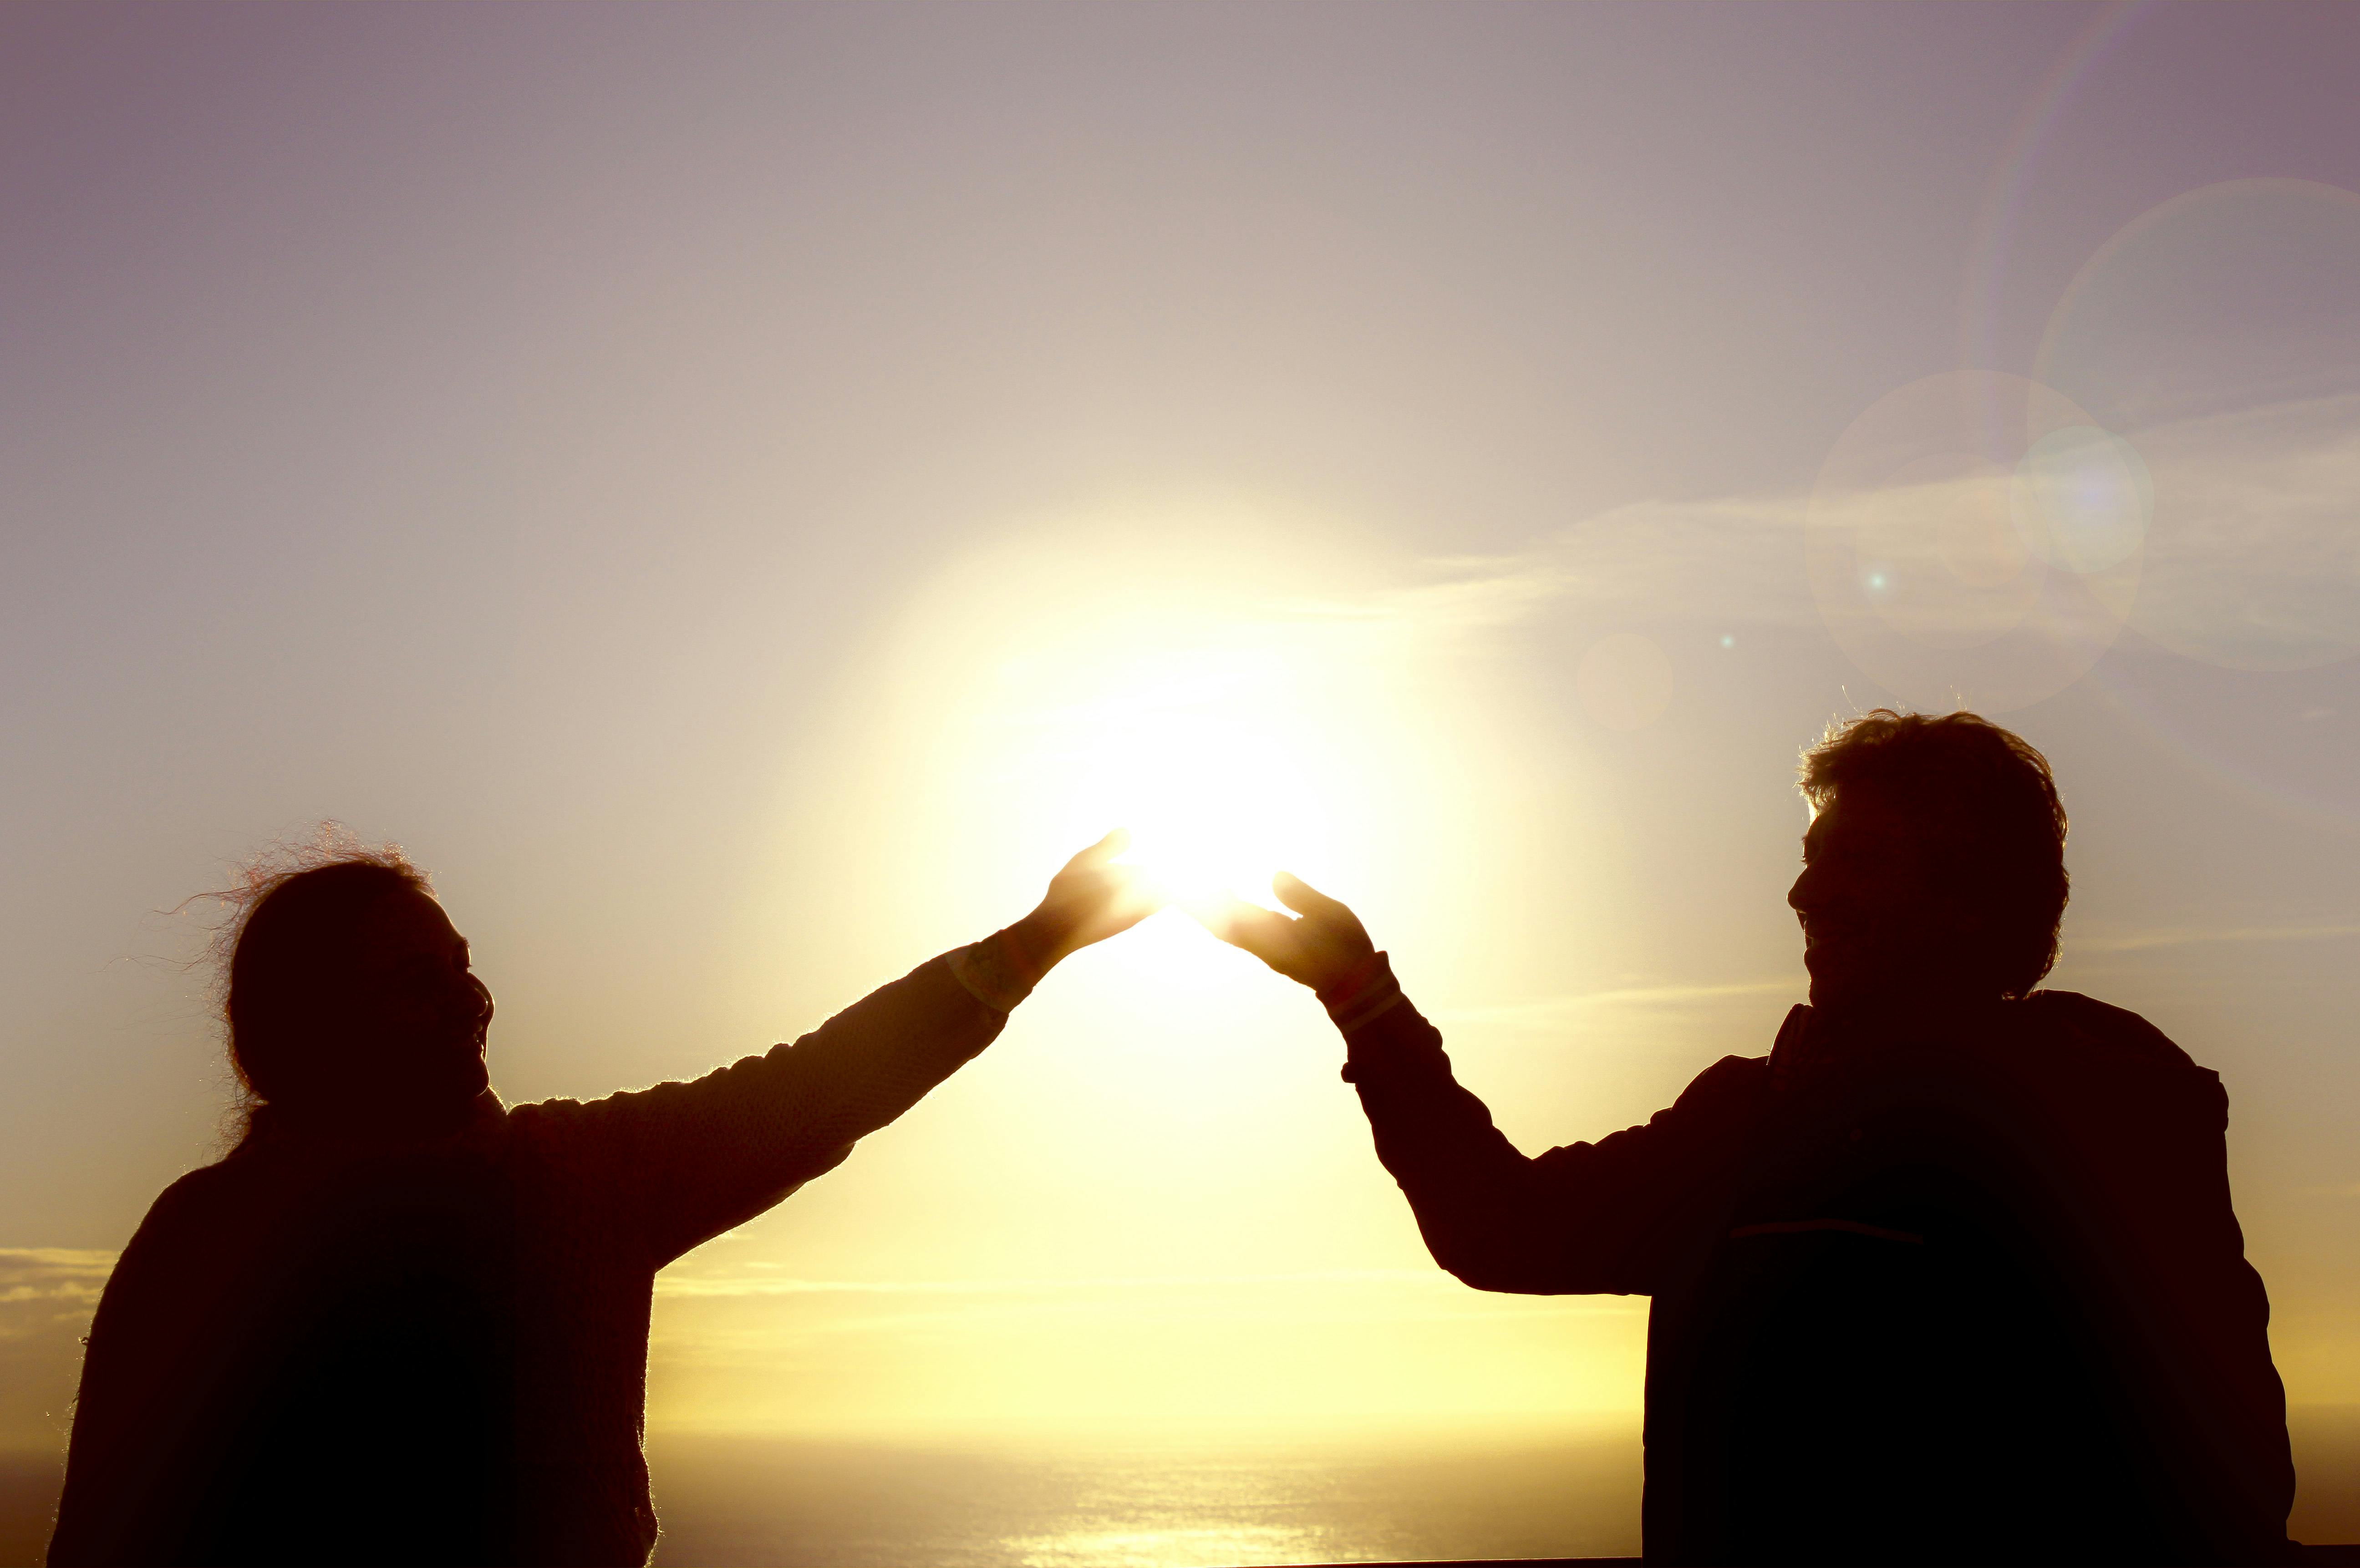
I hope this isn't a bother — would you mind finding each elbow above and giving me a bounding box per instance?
[1422,1224,1560,1295]
[1443,1260,1541,1294]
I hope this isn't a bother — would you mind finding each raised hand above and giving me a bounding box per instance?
[1196,872,1375,993]
[1002,830,1166,985]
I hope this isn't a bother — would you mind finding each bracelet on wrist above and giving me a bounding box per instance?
[1318,950,1403,1034]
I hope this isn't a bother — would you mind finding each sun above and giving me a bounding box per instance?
[942,592,1380,934]
[1057,645,1334,910]
[814,520,1477,975]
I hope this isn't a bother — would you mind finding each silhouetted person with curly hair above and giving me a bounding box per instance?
[49,832,1157,1568]
[1207,710,2293,1566]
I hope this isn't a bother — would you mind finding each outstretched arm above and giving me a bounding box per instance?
[1201,876,1765,1296]
[540,834,1162,1267]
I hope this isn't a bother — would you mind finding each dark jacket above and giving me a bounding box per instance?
[1336,961,2293,1565]
[49,954,1002,1568]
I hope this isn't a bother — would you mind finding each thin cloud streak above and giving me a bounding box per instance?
[656,1264,1434,1301]
[1362,390,2360,667]
[0,1248,114,1314]
[655,1267,1607,1301]
[1433,979,1806,1030]
[2071,923,2360,954]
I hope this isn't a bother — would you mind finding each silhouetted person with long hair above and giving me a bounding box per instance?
[49,832,1157,1567]
[1207,711,2293,1565]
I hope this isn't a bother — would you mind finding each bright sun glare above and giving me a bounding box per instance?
[1058,645,1334,909]
[865,525,1470,966]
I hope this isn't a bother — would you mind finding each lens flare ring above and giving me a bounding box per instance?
[1805,370,2141,713]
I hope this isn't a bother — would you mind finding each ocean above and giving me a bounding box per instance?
[4,1411,2354,1565]
[0,1428,1642,1567]
[643,1429,1643,1567]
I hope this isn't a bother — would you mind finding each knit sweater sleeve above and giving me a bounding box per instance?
[1333,954,1770,1296]
[525,951,1007,1268]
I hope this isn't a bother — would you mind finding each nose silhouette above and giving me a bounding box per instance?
[1787,862,1816,917]
[1788,848,1843,931]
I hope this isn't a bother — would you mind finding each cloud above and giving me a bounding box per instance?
[1431,978,1804,1030]
[651,1269,1647,1327]
[1358,387,2360,682]
[2070,923,2360,954]
[655,1267,1454,1299]
[645,1269,1647,1364]
[641,1265,1650,1436]
[0,1249,112,1451]
[0,1249,113,1329]
[2120,391,2360,668]
[1368,496,1814,640]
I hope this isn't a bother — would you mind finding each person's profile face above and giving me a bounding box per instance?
[348,888,495,1111]
[1786,789,1957,1013]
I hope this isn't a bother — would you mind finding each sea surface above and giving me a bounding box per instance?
[644,1429,1643,1567]
[3,1411,2355,1566]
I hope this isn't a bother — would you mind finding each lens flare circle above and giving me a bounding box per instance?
[2032,177,2360,672]
[1806,370,2139,712]
[2012,425,2151,576]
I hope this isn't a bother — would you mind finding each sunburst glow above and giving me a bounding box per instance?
[849,524,1444,950]
[1058,645,1334,910]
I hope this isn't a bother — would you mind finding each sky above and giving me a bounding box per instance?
[2,0,2357,1497]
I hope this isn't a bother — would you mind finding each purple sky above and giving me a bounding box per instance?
[2,0,2357,1526]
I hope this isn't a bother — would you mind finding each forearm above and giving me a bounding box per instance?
[687,915,1067,1173]
[727,952,1009,1161]
[584,951,1007,1264]
[1328,957,1597,1293]
[1331,957,1761,1295]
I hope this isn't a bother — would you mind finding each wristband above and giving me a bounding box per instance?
[947,929,1038,1015]
[1317,950,1404,1034]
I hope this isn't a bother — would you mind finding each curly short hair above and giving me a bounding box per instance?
[1799,710,2069,999]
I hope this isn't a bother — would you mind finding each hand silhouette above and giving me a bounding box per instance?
[1004,830,1165,985]
[1197,872,1375,993]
